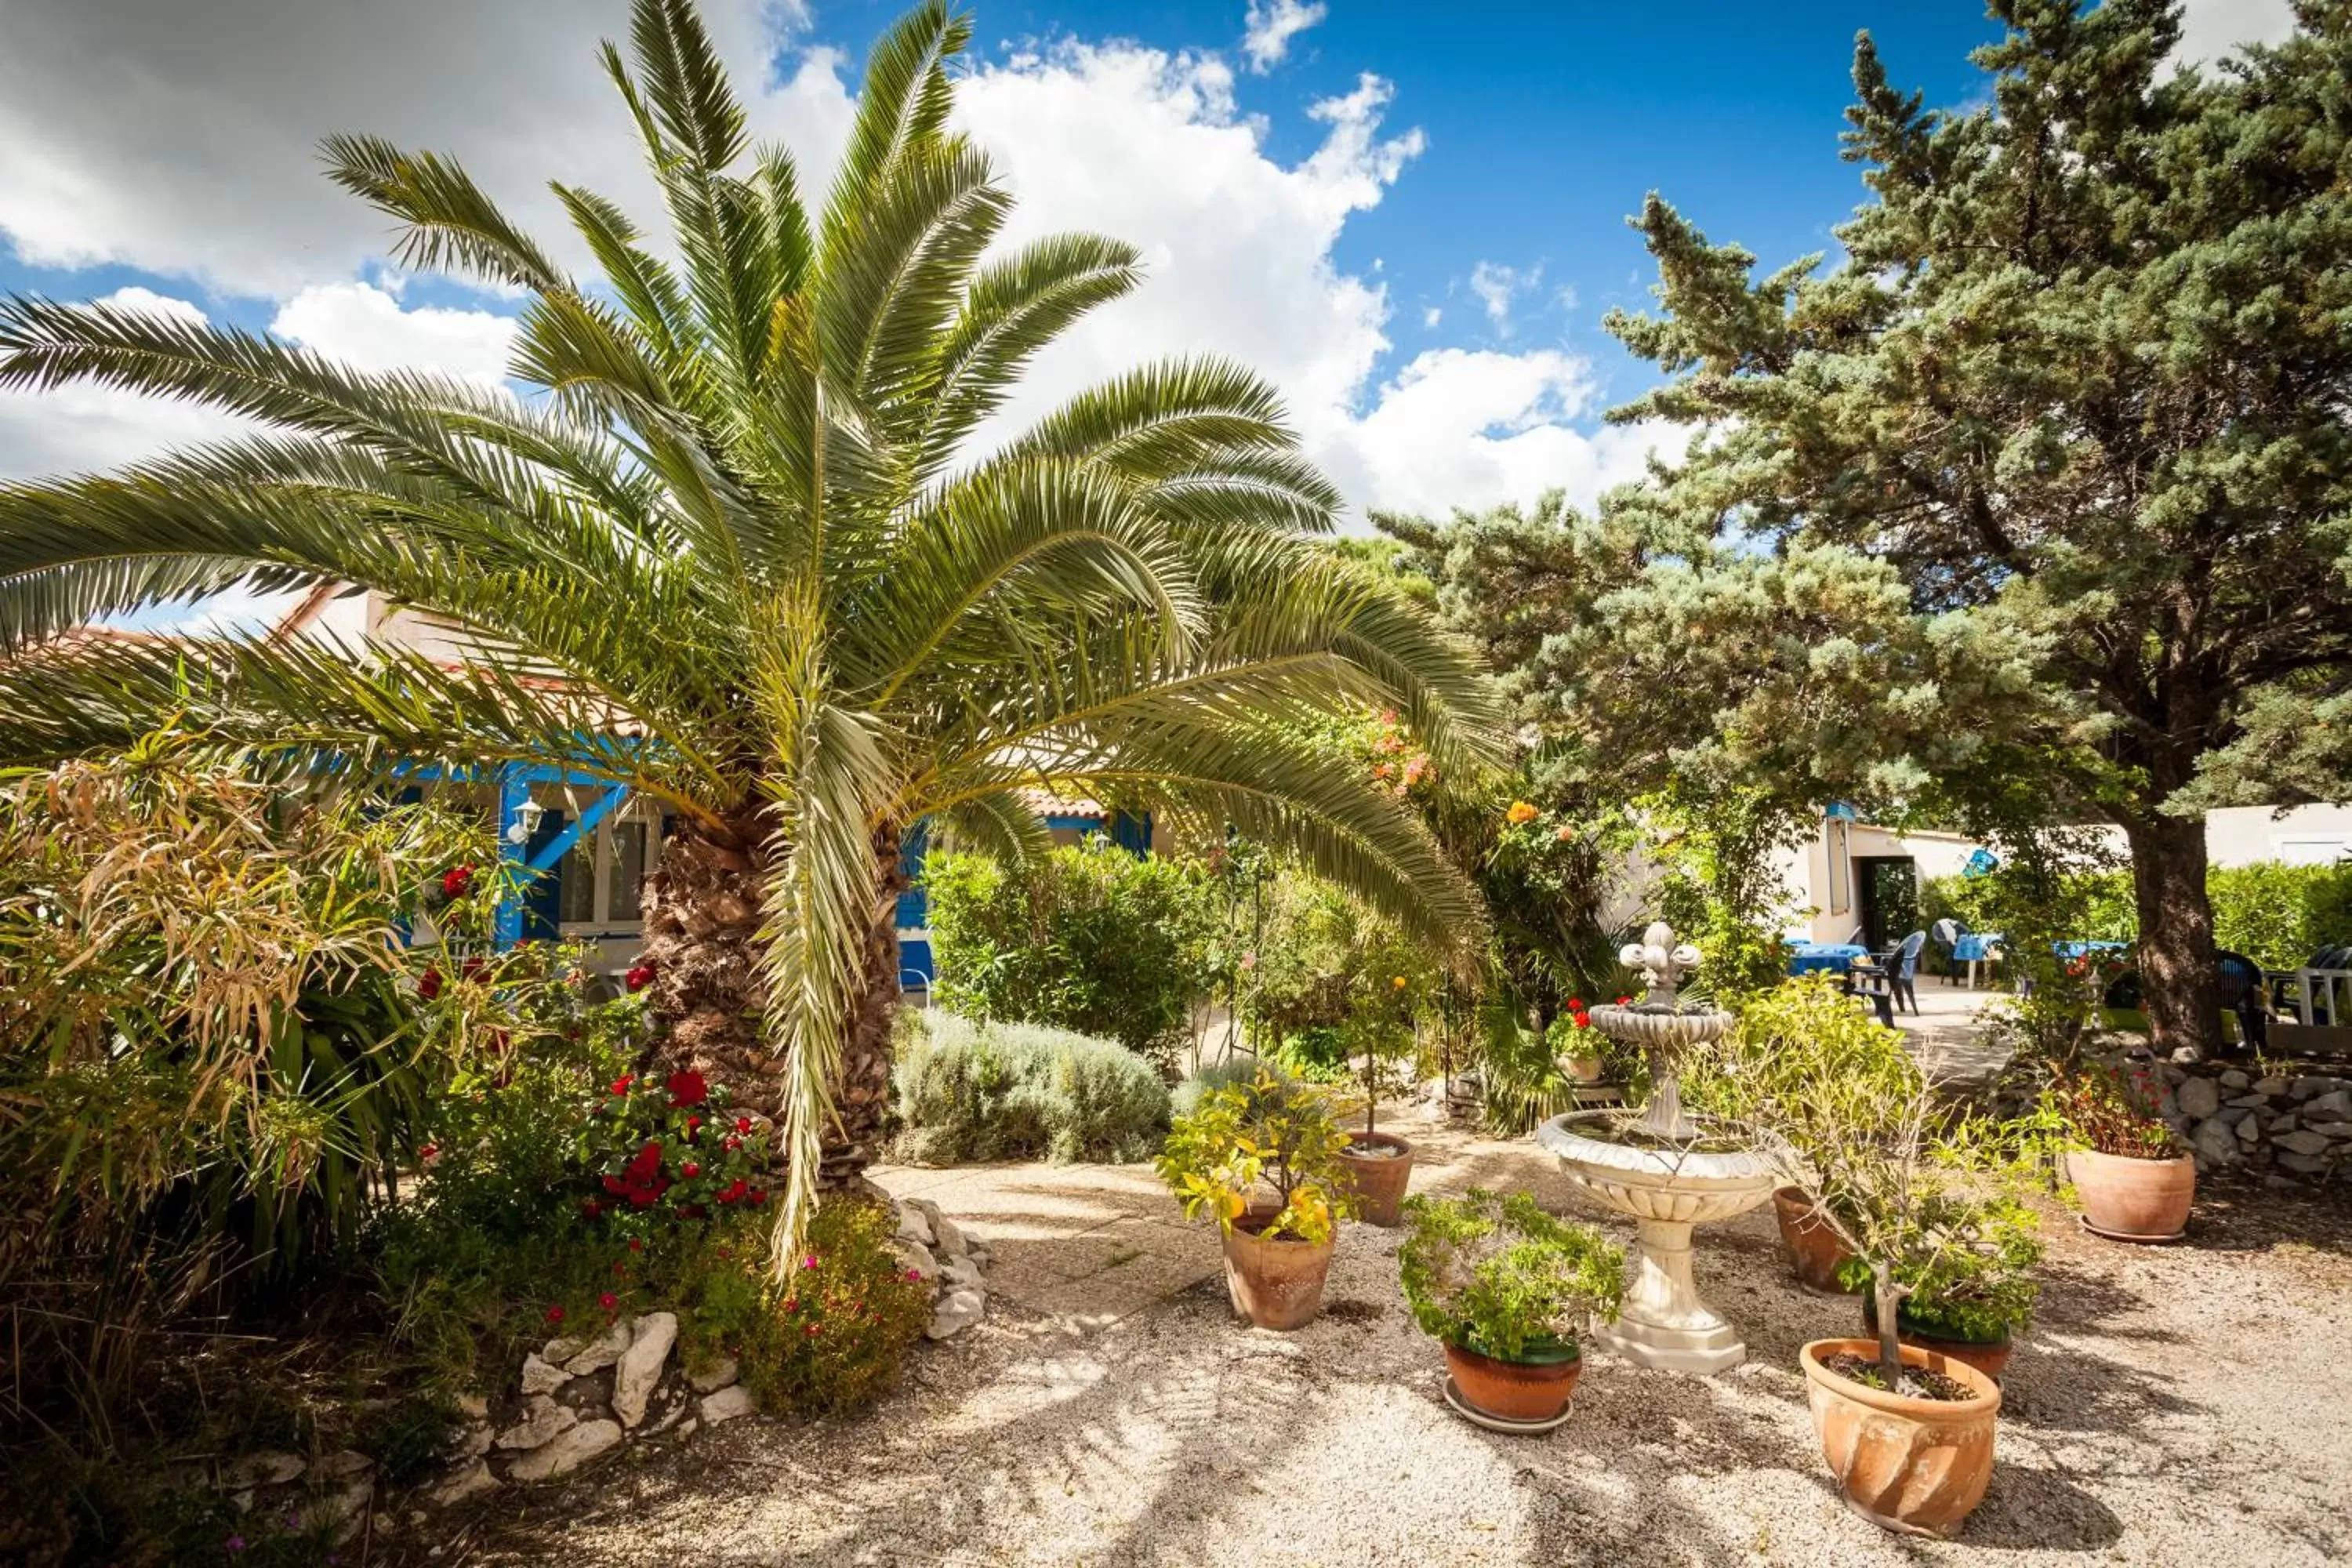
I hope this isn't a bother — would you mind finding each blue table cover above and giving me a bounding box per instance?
[2055,939,2129,960]
[1952,932,2002,962]
[1788,942,1869,975]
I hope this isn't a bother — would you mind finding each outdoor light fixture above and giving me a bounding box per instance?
[506,797,546,845]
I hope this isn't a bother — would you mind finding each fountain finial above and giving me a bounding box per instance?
[1617,920,1704,1007]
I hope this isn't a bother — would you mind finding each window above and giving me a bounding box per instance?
[2274,837,2350,868]
[542,796,666,931]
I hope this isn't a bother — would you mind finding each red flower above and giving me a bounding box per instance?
[613,1259,629,1276]
[544,1305,565,1324]
[419,1142,440,1164]
[625,963,656,993]
[735,1116,752,1134]
[1614,995,1632,1005]
[603,1175,627,1196]
[626,1141,662,1181]
[723,1136,742,1152]
[717,1178,748,1205]
[627,1237,643,1254]
[904,1268,923,1282]
[666,1070,709,1110]
[418,967,443,1000]
[681,1162,702,1180]
[441,863,474,898]
[583,1199,603,1218]
[804,1323,820,1337]
[746,1189,768,1207]
[608,1074,634,1097]
[462,956,486,979]
[598,1291,618,1312]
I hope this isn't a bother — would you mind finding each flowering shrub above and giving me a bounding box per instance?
[741,1198,931,1415]
[577,1068,773,1232]
[1156,1072,1356,1243]
[2047,1060,2181,1159]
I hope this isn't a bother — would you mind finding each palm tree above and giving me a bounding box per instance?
[0,0,1501,1251]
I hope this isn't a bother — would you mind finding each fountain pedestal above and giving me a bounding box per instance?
[1535,1114,1775,1372]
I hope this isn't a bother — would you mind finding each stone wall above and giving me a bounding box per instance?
[2143,1057,2352,1186]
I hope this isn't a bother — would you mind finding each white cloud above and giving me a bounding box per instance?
[1241,1,1327,74]
[2171,0,2296,67]
[0,0,848,298]
[1468,260,1540,334]
[1421,306,1442,328]
[953,44,1657,521]
[270,280,518,385]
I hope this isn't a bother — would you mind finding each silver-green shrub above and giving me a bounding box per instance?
[889,1011,1171,1165]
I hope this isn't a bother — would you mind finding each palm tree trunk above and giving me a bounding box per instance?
[639,804,776,1109]
[822,824,907,1186]
[641,809,906,1190]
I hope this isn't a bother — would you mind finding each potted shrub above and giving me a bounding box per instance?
[2047,1061,2194,1241]
[1701,980,2013,1538]
[1156,1071,1356,1330]
[1546,1005,1603,1084]
[1334,971,1419,1225]
[1773,1185,1859,1296]
[1398,1189,1624,1425]
[1850,1192,2040,1382]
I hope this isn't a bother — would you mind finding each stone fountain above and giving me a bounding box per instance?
[1535,921,1775,1373]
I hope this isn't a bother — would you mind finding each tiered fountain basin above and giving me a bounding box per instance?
[1536,1111,1776,1373]
[1535,984,1773,1374]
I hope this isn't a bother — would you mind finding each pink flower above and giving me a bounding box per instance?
[544,1305,565,1324]
[599,1291,618,1312]
[905,1268,923,1282]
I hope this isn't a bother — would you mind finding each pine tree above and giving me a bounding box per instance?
[1598,0,2352,1056]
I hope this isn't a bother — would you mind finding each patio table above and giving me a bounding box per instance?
[1788,942,1868,975]
[1952,930,2002,988]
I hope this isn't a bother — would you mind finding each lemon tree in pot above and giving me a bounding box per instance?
[1398,1189,1624,1426]
[1851,1194,2040,1383]
[1157,1071,1356,1330]
[1336,967,1421,1225]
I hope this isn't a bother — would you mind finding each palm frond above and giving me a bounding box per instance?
[321,132,568,295]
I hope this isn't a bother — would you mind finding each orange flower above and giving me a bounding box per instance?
[1391,975,1407,990]
[1506,800,1539,825]
[1555,822,1575,842]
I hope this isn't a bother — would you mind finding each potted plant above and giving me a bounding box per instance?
[1546,1004,1602,1084]
[1773,1185,1860,1296]
[1334,970,1419,1225]
[1156,1071,1356,1330]
[2047,1061,2194,1241]
[1398,1189,1624,1425]
[1700,980,2012,1537]
[1850,1192,2040,1382]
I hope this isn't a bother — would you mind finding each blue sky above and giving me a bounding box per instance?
[0,0,2293,522]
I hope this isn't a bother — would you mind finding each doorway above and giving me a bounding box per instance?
[1855,857,1919,953]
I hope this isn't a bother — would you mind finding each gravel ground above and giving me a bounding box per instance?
[435,1162,2352,1568]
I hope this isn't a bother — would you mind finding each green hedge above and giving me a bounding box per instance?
[1922,858,2352,971]
[888,1011,1172,1166]
[924,840,1217,1064]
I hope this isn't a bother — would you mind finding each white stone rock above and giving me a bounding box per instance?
[927,1287,985,1339]
[220,1451,306,1489]
[2176,1076,2221,1120]
[2191,1117,2241,1167]
[458,1422,495,1460]
[2236,1116,2261,1143]
[677,1417,699,1439]
[518,1352,570,1396]
[2254,1076,2289,1097]
[895,1203,935,1248]
[2220,1069,2251,1091]
[504,1418,622,1483]
[541,1335,585,1365]
[687,1356,739,1394]
[456,1393,489,1421]
[563,1318,634,1375]
[929,1211,968,1257]
[2274,1128,2335,1156]
[895,1237,939,1281]
[427,1461,499,1507]
[2169,1045,2205,1065]
[495,1395,579,1450]
[311,1449,374,1482]
[939,1256,985,1291]
[313,1477,374,1544]
[699,1385,758,1425]
[612,1311,678,1428]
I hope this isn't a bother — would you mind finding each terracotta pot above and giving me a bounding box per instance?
[1861,1296,2015,1382]
[1801,1338,2002,1539]
[2067,1147,2195,1240]
[1336,1131,1415,1226]
[1773,1185,1858,1294]
[1220,1209,1334,1330]
[1444,1342,1582,1423]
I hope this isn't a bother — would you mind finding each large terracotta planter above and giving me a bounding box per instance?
[1773,1186,1858,1294]
[1801,1338,2002,1539]
[1444,1342,1582,1423]
[1336,1131,1415,1226]
[1221,1210,1334,1330]
[1861,1296,2015,1382]
[2067,1147,2194,1241]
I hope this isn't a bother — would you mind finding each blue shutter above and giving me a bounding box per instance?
[524,808,567,942]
